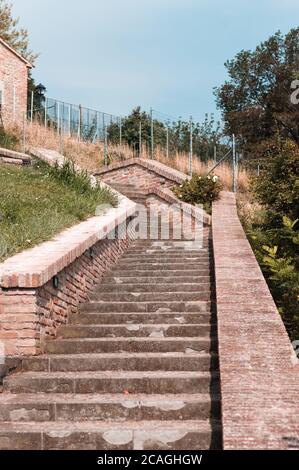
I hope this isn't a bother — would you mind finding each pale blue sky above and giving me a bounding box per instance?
[11,0,299,122]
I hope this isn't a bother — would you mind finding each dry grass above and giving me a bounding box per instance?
[6,121,134,173]
[5,121,250,191]
[154,148,250,192]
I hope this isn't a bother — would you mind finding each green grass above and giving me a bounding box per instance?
[0,160,117,262]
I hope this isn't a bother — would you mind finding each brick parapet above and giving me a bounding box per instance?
[212,191,299,449]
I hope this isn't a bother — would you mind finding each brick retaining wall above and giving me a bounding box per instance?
[0,197,136,356]
[212,191,299,450]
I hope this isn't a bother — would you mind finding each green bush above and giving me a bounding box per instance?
[245,139,299,339]
[173,174,222,212]
[252,139,299,224]
[248,217,299,339]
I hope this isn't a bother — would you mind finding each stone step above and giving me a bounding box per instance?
[81,300,212,313]
[121,254,210,260]
[71,312,214,325]
[4,371,219,394]
[0,393,220,422]
[115,261,209,269]
[89,292,211,303]
[95,283,210,293]
[58,324,214,338]
[21,352,218,372]
[102,276,210,285]
[0,419,222,450]
[44,337,215,354]
[109,269,210,277]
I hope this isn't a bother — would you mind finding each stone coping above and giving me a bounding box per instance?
[0,197,136,289]
[212,191,299,450]
[0,148,137,289]
[95,158,189,184]
[0,146,31,164]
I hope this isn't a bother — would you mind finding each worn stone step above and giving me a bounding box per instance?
[58,324,214,338]
[109,269,210,277]
[0,419,221,450]
[125,246,212,253]
[4,371,218,394]
[0,393,220,422]
[81,301,211,313]
[44,337,214,354]
[115,261,209,269]
[71,312,213,325]
[21,352,218,372]
[121,254,210,261]
[102,276,210,285]
[96,283,210,292]
[89,292,211,303]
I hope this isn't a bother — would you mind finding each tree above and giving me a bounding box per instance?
[215,28,299,156]
[107,108,224,160]
[0,0,37,63]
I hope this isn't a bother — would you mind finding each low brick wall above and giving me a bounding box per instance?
[0,197,136,356]
[213,192,299,450]
[96,158,188,188]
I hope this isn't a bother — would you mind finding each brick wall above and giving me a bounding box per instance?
[0,221,134,357]
[212,191,299,449]
[99,163,175,190]
[0,42,29,125]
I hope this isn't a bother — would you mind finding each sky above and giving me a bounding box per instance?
[11,0,299,122]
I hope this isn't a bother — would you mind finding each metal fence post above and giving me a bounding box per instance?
[78,104,82,141]
[150,108,154,159]
[104,125,108,166]
[22,112,26,153]
[189,116,193,176]
[30,91,34,123]
[232,134,237,193]
[166,126,169,159]
[57,101,60,135]
[68,105,71,136]
[44,98,47,127]
[139,121,142,158]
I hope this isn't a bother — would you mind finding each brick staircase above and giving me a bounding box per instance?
[0,186,222,450]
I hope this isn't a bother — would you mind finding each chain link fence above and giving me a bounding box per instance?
[25,91,242,190]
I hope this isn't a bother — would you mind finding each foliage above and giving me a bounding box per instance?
[107,107,226,161]
[0,0,37,63]
[173,173,222,212]
[0,161,117,261]
[215,28,299,155]
[247,217,299,339]
[251,138,299,223]
[28,76,47,115]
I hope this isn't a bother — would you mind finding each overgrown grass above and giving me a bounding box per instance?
[0,160,117,262]
[4,121,250,191]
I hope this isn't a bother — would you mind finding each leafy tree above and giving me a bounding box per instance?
[252,138,299,224]
[0,0,37,63]
[215,28,299,155]
[107,108,224,160]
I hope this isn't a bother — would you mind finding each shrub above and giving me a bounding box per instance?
[252,138,299,224]
[173,173,222,212]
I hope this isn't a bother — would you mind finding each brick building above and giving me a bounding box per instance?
[0,37,32,126]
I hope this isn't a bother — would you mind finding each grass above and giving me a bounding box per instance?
[4,121,250,192]
[0,160,117,262]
